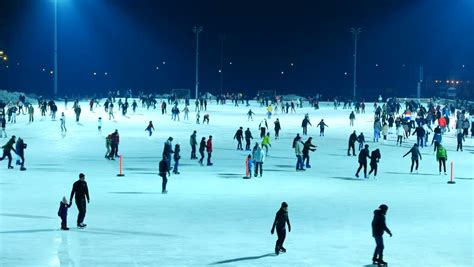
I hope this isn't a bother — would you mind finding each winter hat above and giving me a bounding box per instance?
[281,202,288,208]
[379,204,388,211]
[79,173,85,178]
[62,196,68,204]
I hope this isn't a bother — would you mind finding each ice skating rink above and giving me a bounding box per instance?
[0,100,473,266]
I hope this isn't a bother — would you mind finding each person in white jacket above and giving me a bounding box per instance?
[253,143,266,177]
[294,136,305,171]
[396,126,404,146]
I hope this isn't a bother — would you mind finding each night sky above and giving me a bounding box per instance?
[0,0,473,98]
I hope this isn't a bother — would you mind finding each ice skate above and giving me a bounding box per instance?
[279,247,286,253]
[162,190,168,194]
[8,166,13,169]
[20,167,26,171]
[377,258,387,266]
[372,257,378,264]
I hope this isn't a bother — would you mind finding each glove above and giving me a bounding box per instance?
[271,229,274,235]
[389,233,393,237]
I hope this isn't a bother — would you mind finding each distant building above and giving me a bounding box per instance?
[425,69,474,99]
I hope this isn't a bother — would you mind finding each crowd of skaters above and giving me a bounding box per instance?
[1,91,473,265]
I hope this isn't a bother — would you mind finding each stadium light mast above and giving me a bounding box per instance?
[53,0,58,97]
[350,27,361,101]
[193,26,203,99]
[218,34,226,95]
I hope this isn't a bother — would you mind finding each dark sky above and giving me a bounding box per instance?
[0,0,473,98]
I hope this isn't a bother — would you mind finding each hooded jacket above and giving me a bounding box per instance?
[372,209,391,237]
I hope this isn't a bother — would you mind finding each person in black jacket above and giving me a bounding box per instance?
[15,137,27,171]
[198,137,207,166]
[403,143,422,173]
[244,128,253,151]
[173,144,181,174]
[316,119,328,136]
[234,127,244,150]
[271,202,291,255]
[274,119,281,139]
[58,196,69,230]
[348,131,357,156]
[69,173,90,228]
[159,155,171,194]
[0,135,16,169]
[368,149,381,178]
[190,131,197,159]
[302,137,316,168]
[355,144,371,178]
[371,204,392,265]
[412,125,426,148]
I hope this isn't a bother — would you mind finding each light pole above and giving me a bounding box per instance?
[218,34,226,95]
[350,27,361,101]
[193,26,203,99]
[53,0,58,97]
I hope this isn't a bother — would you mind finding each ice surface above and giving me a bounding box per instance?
[0,100,473,266]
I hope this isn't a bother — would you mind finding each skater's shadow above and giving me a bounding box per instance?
[209,253,276,265]
[109,192,161,194]
[0,229,57,234]
[330,176,364,181]
[218,173,242,179]
[0,213,54,219]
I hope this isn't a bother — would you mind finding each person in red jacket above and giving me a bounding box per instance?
[206,135,213,166]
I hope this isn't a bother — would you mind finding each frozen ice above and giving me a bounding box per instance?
[0,100,472,266]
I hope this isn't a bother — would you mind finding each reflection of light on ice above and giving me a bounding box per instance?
[49,237,62,266]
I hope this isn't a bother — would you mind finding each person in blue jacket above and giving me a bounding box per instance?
[58,196,69,230]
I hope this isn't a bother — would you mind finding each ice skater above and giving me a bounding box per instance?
[371,204,392,266]
[98,117,102,133]
[0,135,16,169]
[253,143,265,177]
[368,148,381,178]
[145,121,155,136]
[58,196,70,230]
[355,144,371,178]
[206,135,213,166]
[403,143,422,173]
[190,130,198,159]
[0,116,6,138]
[14,137,27,171]
[245,128,253,151]
[271,202,291,255]
[198,137,206,166]
[234,127,244,150]
[348,131,357,156]
[302,137,316,168]
[316,119,328,136]
[159,155,171,194]
[301,115,312,135]
[261,133,271,155]
[259,119,268,138]
[436,144,447,175]
[173,144,181,174]
[60,112,67,132]
[69,173,90,228]
[294,135,305,171]
[274,119,281,139]
[349,111,355,126]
